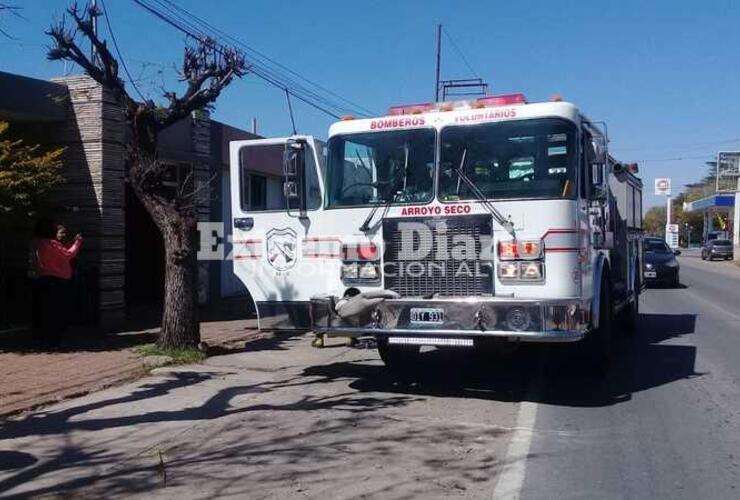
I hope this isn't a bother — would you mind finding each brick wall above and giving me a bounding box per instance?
[50,75,126,326]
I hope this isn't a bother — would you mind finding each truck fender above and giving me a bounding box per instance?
[591,254,610,329]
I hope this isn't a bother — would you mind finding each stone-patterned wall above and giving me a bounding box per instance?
[50,75,126,326]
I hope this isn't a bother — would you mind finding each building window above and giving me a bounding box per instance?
[161,163,193,197]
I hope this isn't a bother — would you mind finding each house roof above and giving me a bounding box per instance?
[0,71,69,122]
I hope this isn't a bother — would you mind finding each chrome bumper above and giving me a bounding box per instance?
[310,296,590,343]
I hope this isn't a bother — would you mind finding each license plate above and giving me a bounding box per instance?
[410,307,445,324]
[645,271,657,278]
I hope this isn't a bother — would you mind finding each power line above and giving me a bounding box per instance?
[615,137,740,153]
[157,0,377,117]
[133,0,358,118]
[443,27,478,78]
[633,155,714,163]
[99,0,148,102]
[131,0,371,119]
[154,0,368,117]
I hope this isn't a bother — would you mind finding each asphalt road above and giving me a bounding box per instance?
[1,250,739,499]
[519,250,740,499]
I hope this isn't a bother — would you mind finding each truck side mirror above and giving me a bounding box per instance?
[584,134,608,201]
[591,137,607,165]
[283,140,307,213]
[590,163,608,201]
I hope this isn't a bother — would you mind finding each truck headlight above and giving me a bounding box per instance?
[520,261,544,281]
[358,262,379,279]
[341,242,381,282]
[498,262,520,280]
[341,263,359,280]
[498,261,544,282]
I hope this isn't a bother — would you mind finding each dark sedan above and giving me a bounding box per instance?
[644,238,680,287]
[701,239,734,261]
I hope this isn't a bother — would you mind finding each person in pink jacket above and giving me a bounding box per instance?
[36,221,83,348]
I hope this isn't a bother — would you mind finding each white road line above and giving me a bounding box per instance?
[492,379,541,499]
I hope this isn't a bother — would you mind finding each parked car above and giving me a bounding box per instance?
[644,238,681,287]
[701,239,734,261]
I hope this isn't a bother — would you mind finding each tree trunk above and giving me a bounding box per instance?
[158,214,200,348]
[132,171,201,349]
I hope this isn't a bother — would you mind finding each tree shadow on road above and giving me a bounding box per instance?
[0,314,700,498]
[0,363,509,498]
[300,312,700,409]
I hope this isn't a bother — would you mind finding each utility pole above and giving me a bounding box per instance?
[91,0,98,63]
[434,23,442,102]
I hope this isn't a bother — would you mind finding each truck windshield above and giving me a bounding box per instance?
[326,129,435,207]
[439,118,577,201]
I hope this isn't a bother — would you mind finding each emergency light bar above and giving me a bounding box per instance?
[388,93,527,116]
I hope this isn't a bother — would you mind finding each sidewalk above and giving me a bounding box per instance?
[0,316,263,418]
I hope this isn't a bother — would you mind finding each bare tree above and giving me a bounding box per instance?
[47,3,248,348]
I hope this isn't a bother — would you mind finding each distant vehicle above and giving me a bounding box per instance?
[706,231,731,242]
[701,239,734,261]
[644,238,680,287]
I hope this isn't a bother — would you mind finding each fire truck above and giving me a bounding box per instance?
[229,93,643,374]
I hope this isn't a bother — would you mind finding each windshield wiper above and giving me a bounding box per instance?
[359,144,411,232]
[453,148,516,239]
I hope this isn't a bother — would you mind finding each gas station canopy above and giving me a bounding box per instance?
[684,194,735,213]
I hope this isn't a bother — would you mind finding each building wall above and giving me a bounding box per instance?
[50,75,126,326]
[1,71,261,328]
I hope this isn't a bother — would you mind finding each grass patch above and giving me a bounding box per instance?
[135,343,207,365]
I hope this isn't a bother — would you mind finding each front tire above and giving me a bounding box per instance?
[620,294,639,334]
[580,277,613,376]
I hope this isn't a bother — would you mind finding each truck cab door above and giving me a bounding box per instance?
[229,136,327,331]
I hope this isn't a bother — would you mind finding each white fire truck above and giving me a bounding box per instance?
[229,93,643,374]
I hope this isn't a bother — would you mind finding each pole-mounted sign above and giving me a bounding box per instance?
[654,177,671,196]
[655,177,677,248]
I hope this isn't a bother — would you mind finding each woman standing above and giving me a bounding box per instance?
[36,222,83,349]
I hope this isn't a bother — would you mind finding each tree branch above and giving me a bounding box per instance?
[46,2,128,100]
[157,38,247,131]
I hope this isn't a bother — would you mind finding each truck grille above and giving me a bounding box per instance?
[382,215,493,297]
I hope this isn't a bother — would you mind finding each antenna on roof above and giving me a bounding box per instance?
[434,24,490,102]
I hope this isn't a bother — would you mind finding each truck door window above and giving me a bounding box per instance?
[239,143,321,212]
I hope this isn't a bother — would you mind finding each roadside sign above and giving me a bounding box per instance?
[665,223,679,249]
[716,151,740,193]
[655,177,671,196]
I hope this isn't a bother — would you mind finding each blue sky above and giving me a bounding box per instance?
[3,0,740,208]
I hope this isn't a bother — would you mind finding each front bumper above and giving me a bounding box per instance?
[710,251,733,259]
[644,265,678,283]
[310,296,590,343]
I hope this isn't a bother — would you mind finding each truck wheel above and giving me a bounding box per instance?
[377,339,420,373]
[620,294,639,334]
[580,278,612,376]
